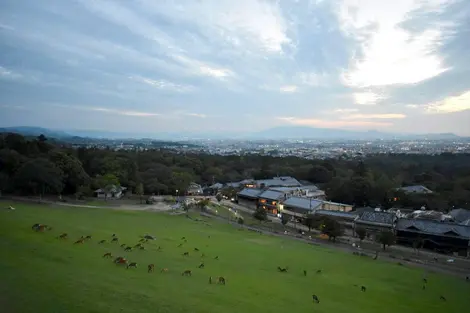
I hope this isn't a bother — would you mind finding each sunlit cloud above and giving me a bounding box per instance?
[353,91,386,106]
[425,90,470,114]
[51,104,161,117]
[341,113,406,120]
[280,85,299,93]
[129,76,196,92]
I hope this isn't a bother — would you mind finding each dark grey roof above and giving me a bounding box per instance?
[237,188,263,199]
[258,190,285,201]
[396,219,470,238]
[397,185,433,193]
[283,197,322,211]
[315,210,358,220]
[461,219,470,226]
[226,182,241,188]
[355,211,396,226]
[256,177,301,187]
[449,208,470,223]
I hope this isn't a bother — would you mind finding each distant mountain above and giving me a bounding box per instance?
[0,126,72,138]
[0,126,462,141]
[247,126,461,140]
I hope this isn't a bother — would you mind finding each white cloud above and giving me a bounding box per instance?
[280,85,298,93]
[337,0,455,88]
[129,76,196,92]
[425,90,470,113]
[0,66,22,80]
[298,72,328,87]
[52,104,161,117]
[138,0,293,54]
[341,113,406,120]
[325,108,359,114]
[353,91,386,105]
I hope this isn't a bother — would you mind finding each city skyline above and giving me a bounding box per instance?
[1,0,470,135]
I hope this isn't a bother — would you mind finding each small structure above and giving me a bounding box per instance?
[320,201,353,212]
[94,185,127,199]
[315,210,358,228]
[395,219,470,255]
[255,176,301,188]
[396,185,433,195]
[186,182,203,196]
[353,211,396,239]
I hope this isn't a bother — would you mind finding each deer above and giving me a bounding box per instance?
[111,237,118,243]
[303,270,307,276]
[361,286,366,292]
[147,264,154,273]
[161,268,169,273]
[85,235,92,240]
[74,238,85,244]
[277,266,288,273]
[125,247,132,252]
[58,233,68,239]
[183,252,189,256]
[127,262,138,269]
[98,240,106,244]
[312,294,320,303]
[217,276,226,285]
[120,244,126,248]
[182,270,192,276]
[198,263,205,269]
[103,252,112,258]
[194,248,199,252]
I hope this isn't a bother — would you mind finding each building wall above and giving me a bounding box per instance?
[237,198,257,209]
[321,202,352,212]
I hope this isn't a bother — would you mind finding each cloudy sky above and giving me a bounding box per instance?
[1,0,469,135]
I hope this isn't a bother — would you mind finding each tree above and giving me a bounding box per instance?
[75,185,91,200]
[253,207,267,223]
[355,227,367,242]
[412,238,425,255]
[196,199,210,212]
[308,165,332,183]
[378,231,396,251]
[304,215,315,231]
[135,183,144,204]
[49,150,89,193]
[321,218,343,243]
[280,214,290,226]
[216,193,223,202]
[14,158,64,197]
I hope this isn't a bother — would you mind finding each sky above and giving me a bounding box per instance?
[1,0,470,136]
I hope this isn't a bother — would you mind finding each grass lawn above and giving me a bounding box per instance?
[0,201,468,313]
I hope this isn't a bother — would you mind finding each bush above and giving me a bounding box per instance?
[237,217,244,225]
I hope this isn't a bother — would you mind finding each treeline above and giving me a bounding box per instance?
[0,132,469,211]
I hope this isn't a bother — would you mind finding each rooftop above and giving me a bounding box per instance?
[258,190,285,201]
[237,188,263,199]
[282,196,323,211]
[396,219,470,239]
[355,211,396,226]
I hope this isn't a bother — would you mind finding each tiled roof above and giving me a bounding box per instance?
[355,211,396,226]
[256,177,301,187]
[460,219,470,226]
[226,182,241,188]
[209,183,224,189]
[397,185,433,193]
[258,190,285,201]
[315,210,358,220]
[282,197,323,211]
[396,219,470,238]
[237,188,263,199]
[449,208,470,223]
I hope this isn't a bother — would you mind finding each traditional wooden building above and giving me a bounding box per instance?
[281,196,323,221]
[353,211,396,240]
[395,219,470,255]
[236,188,263,208]
[257,190,285,215]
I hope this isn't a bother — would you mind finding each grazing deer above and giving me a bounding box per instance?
[74,238,85,244]
[36,225,47,232]
[194,248,199,252]
[361,286,366,292]
[217,276,226,285]
[161,268,169,273]
[183,252,189,256]
[157,246,162,251]
[148,264,154,273]
[312,294,320,303]
[182,270,192,276]
[134,243,142,248]
[112,234,117,237]
[114,257,127,265]
[181,237,186,240]
[466,276,469,282]
[139,246,145,250]
[198,263,205,269]
[111,238,118,243]
[214,256,219,260]
[103,252,112,258]
[303,270,307,276]
[209,276,212,284]
[423,278,428,284]
[127,262,137,269]
[440,296,447,301]
[316,269,322,274]
[373,251,379,260]
[120,244,126,248]
[139,238,146,243]
[32,223,40,230]
[125,247,132,252]
[277,266,288,273]
[177,243,183,248]
[98,240,106,244]
[85,235,92,240]
[58,233,68,239]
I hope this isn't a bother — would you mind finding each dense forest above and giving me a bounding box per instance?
[0,132,469,211]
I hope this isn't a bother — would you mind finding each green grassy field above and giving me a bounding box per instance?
[0,201,468,313]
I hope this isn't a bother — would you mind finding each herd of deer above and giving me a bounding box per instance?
[33,223,227,286]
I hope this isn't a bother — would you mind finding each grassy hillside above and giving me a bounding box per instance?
[0,201,468,313]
